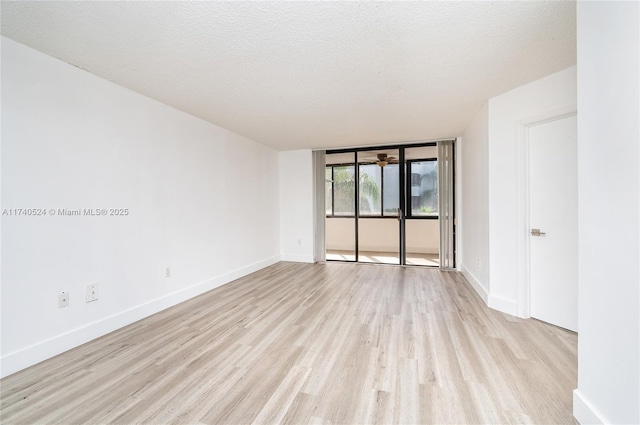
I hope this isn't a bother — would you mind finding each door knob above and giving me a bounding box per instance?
[531,228,546,236]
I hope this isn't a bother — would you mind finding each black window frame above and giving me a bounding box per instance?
[325,141,445,221]
[325,162,357,218]
[405,157,439,220]
[325,162,398,219]
[325,158,440,220]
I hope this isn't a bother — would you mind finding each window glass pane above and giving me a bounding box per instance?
[325,167,332,215]
[358,164,381,216]
[383,164,399,216]
[332,165,355,216]
[410,161,438,216]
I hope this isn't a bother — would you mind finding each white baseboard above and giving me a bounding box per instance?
[461,265,489,304]
[456,265,519,317]
[0,255,280,378]
[488,294,519,316]
[573,389,609,425]
[280,254,315,263]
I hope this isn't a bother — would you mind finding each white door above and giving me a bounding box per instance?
[529,114,578,332]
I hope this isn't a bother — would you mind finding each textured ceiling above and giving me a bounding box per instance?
[1,1,576,151]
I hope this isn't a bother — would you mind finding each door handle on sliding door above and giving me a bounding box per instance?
[397,208,403,221]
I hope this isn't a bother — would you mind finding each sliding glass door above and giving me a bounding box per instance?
[323,141,455,268]
[404,145,440,266]
[356,149,400,264]
[325,152,357,261]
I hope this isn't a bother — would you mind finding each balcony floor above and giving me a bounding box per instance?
[326,250,439,267]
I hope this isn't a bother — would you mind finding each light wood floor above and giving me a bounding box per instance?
[0,262,577,424]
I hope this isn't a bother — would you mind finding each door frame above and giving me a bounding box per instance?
[516,107,577,318]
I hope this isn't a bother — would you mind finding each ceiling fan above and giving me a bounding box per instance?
[362,153,398,167]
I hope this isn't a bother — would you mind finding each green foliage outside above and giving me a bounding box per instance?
[332,167,380,213]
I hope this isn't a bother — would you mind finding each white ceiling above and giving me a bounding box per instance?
[0,1,576,151]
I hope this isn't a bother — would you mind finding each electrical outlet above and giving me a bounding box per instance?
[58,292,69,308]
[85,284,99,303]
[165,267,171,278]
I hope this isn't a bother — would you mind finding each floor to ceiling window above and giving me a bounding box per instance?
[323,141,455,268]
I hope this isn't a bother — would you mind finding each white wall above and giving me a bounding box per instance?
[405,219,439,254]
[0,37,281,377]
[325,218,355,251]
[487,66,577,315]
[573,2,640,424]
[326,218,439,254]
[279,150,314,263]
[460,67,577,313]
[460,103,490,301]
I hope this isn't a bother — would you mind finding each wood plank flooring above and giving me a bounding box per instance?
[0,262,577,424]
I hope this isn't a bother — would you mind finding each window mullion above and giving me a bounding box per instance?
[331,166,335,217]
[380,166,384,217]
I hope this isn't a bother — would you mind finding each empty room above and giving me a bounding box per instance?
[1,1,638,424]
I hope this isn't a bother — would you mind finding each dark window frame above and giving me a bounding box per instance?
[405,157,439,220]
[324,140,456,266]
[325,163,357,217]
[325,162,399,219]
